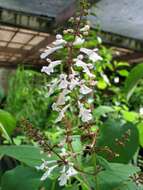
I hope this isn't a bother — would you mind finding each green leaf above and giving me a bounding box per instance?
[137,122,143,147]
[93,106,114,118]
[1,166,42,190]
[0,109,16,136]
[118,70,129,77]
[96,163,140,190]
[122,111,139,123]
[124,63,143,100]
[117,181,141,190]
[0,145,48,167]
[97,80,107,90]
[97,119,139,163]
[0,123,12,143]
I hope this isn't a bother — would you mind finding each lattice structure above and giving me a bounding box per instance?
[0,25,55,67]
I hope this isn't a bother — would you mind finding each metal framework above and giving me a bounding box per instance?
[0,25,55,67]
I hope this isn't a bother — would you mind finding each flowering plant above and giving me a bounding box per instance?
[0,1,143,190]
[26,1,141,189]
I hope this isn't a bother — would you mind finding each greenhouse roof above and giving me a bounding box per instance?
[0,0,76,32]
[0,0,77,68]
[89,0,143,51]
[0,0,75,18]
[0,0,143,67]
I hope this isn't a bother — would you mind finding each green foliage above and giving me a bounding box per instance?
[0,145,48,167]
[124,63,143,100]
[1,166,43,190]
[137,122,143,147]
[96,163,140,190]
[1,5,143,190]
[0,86,4,103]
[0,109,16,143]
[97,119,139,163]
[0,109,16,135]
[5,67,52,128]
[93,105,114,119]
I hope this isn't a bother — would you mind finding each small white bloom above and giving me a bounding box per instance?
[97,36,102,44]
[73,36,85,46]
[77,54,84,60]
[56,89,70,106]
[139,108,143,115]
[55,104,69,123]
[41,60,61,75]
[80,25,90,32]
[66,166,78,177]
[68,72,79,91]
[40,165,58,181]
[47,78,59,96]
[101,72,110,85]
[80,84,92,95]
[40,46,63,59]
[80,48,103,62]
[58,165,78,186]
[59,74,69,89]
[53,34,66,46]
[58,172,69,186]
[36,159,57,171]
[52,103,60,111]
[89,80,98,86]
[74,59,95,78]
[78,102,92,122]
[60,148,68,157]
[114,77,119,84]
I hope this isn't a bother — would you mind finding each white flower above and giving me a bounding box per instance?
[60,148,68,157]
[114,77,119,84]
[52,103,60,111]
[47,78,59,96]
[73,36,85,46]
[78,102,92,122]
[74,59,95,78]
[66,166,78,177]
[97,36,102,44]
[80,48,103,62]
[41,60,61,75]
[59,74,69,89]
[69,69,80,90]
[56,89,70,106]
[40,46,63,59]
[58,171,68,186]
[36,159,57,171]
[53,34,66,46]
[101,72,110,85]
[80,84,92,95]
[80,25,90,32]
[89,80,98,86]
[58,165,78,186]
[55,104,69,123]
[40,165,58,181]
[139,108,143,116]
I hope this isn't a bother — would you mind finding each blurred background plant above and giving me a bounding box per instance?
[4,67,53,129]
